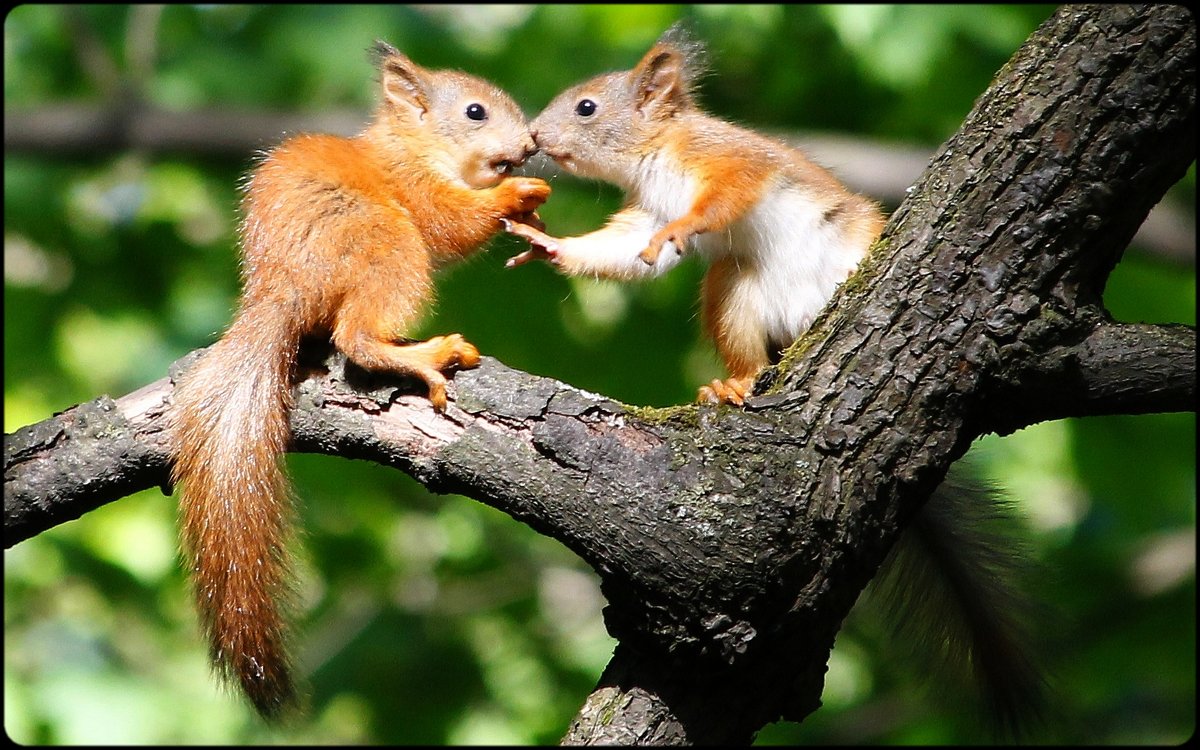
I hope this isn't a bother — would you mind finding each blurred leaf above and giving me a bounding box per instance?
[3,4,1191,745]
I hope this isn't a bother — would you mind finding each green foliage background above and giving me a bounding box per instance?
[4,4,1194,745]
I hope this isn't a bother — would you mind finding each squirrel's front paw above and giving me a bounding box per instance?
[638,236,681,265]
[512,210,546,233]
[502,177,552,215]
[638,243,664,265]
[502,218,561,268]
[640,223,692,265]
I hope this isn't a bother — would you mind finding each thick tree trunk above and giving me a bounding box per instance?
[3,4,1195,744]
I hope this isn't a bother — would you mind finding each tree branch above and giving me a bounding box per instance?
[3,4,1195,744]
[983,320,1197,436]
[1068,322,1196,414]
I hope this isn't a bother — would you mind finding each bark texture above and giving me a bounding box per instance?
[4,4,1195,744]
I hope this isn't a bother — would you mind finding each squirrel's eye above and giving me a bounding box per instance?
[575,99,597,117]
[466,103,488,121]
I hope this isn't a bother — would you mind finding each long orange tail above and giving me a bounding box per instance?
[169,301,301,718]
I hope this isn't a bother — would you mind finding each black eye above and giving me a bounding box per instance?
[575,99,597,117]
[466,103,487,121]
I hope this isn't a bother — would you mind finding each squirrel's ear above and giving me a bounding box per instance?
[631,44,689,116]
[376,43,429,118]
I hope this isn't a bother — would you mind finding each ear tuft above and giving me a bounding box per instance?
[373,41,429,115]
[653,22,709,96]
[631,22,709,114]
[369,39,401,65]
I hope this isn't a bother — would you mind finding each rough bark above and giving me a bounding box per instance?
[3,4,1195,745]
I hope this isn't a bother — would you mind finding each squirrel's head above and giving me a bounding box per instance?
[530,23,707,188]
[370,41,536,189]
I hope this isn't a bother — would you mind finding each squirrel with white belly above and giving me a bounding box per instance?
[506,26,881,406]
[506,24,1046,734]
[169,41,549,718]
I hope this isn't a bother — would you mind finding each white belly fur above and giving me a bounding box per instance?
[633,157,867,345]
[706,185,867,344]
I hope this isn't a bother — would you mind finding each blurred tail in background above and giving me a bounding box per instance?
[867,467,1050,738]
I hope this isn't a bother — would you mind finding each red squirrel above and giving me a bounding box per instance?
[168,41,549,718]
[507,25,1045,733]
[506,27,882,406]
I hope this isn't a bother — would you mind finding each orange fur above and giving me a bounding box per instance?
[169,43,546,718]
[639,144,774,265]
[701,255,768,381]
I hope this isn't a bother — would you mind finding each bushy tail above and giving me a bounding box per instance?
[169,302,301,719]
[870,469,1048,737]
